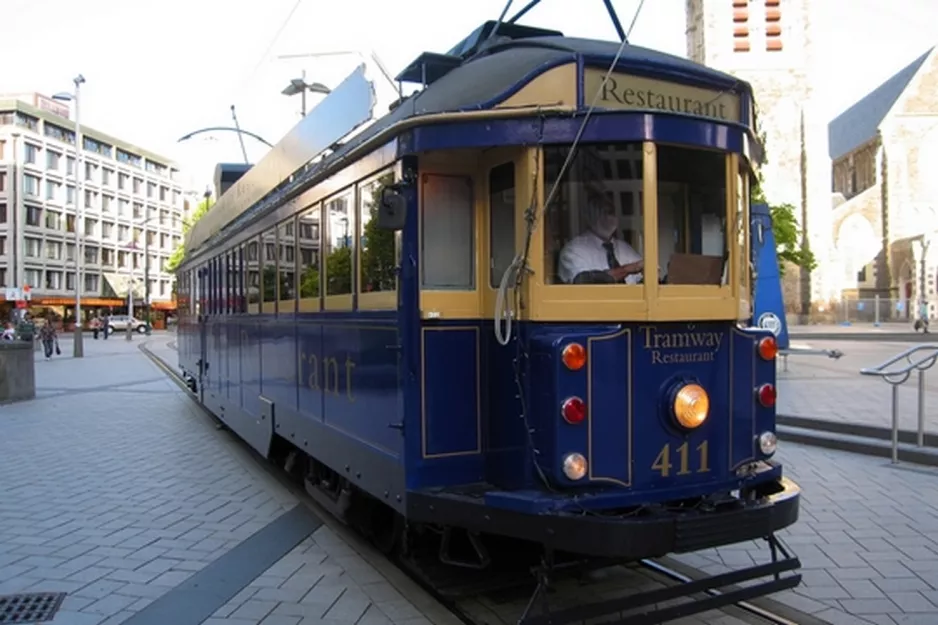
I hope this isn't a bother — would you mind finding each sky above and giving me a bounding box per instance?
[1,0,936,191]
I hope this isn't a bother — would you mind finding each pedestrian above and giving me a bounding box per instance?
[38,319,57,359]
[91,316,101,340]
[16,313,35,344]
[102,313,110,340]
[1,322,14,341]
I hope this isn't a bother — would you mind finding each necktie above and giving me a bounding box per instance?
[603,241,620,269]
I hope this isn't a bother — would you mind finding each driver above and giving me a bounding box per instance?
[557,197,644,284]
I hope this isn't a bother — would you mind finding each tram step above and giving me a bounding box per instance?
[778,415,938,448]
[777,424,938,467]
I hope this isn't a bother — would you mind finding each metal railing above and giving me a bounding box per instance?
[860,344,938,463]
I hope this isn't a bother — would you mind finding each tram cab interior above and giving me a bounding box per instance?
[412,140,752,326]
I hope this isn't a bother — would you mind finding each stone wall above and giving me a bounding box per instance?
[832,139,879,199]
[688,0,833,315]
[0,341,36,404]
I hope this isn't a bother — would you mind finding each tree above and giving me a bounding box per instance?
[165,196,213,273]
[359,174,397,292]
[750,125,816,277]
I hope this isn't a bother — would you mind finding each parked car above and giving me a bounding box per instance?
[107,315,149,334]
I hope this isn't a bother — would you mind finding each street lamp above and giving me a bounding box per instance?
[280,69,331,116]
[52,74,87,358]
[276,50,401,97]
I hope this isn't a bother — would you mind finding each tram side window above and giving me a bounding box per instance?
[359,172,397,294]
[279,219,297,312]
[235,246,244,313]
[245,239,261,313]
[210,258,217,314]
[325,191,353,297]
[544,142,644,285]
[737,160,750,296]
[223,254,230,315]
[656,145,727,286]
[228,249,237,313]
[489,163,515,287]
[298,205,321,308]
[421,174,474,289]
[262,228,277,306]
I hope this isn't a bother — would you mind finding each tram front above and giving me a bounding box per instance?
[512,65,799,544]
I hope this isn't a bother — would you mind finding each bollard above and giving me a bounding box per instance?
[891,384,899,464]
[918,369,926,447]
[875,294,881,327]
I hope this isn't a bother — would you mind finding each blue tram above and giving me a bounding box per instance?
[176,14,801,619]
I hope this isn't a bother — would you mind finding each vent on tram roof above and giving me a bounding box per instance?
[214,163,253,199]
[0,593,67,624]
[395,20,564,86]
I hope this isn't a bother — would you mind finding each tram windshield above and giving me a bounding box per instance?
[544,142,731,287]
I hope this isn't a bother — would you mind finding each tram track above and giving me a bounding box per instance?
[139,339,824,625]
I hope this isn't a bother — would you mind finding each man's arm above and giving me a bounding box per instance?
[559,244,619,284]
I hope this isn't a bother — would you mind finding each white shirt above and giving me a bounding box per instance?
[558,231,643,284]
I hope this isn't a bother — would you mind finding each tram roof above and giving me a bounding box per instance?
[184,36,751,261]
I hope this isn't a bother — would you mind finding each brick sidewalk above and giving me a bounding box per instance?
[1,338,452,625]
[778,340,938,434]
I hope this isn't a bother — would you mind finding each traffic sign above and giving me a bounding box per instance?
[22,285,31,301]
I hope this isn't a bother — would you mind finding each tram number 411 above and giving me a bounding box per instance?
[651,441,710,477]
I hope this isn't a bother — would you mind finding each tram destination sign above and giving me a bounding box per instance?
[583,68,741,123]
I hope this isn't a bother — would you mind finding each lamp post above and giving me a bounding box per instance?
[276,50,401,97]
[124,216,159,341]
[280,69,331,117]
[52,74,87,358]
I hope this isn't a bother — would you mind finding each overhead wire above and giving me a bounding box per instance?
[229,0,306,108]
[494,0,646,495]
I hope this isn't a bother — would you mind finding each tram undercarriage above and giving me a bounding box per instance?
[275,439,801,625]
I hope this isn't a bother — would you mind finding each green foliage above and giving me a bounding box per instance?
[750,126,816,276]
[263,264,277,301]
[318,174,396,296]
[299,266,320,297]
[326,246,352,295]
[359,175,397,292]
[769,203,817,274]
[165,197,213,273]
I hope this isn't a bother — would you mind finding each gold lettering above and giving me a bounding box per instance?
[345,356,356,402]
[653,442,711,477]
[307,353,320,390]
[644,326,723,365]
[324,357,340,395]
[585,69,741,123]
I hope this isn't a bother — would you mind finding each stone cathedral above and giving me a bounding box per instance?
[686,0,938,323]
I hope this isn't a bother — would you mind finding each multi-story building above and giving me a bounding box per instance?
[0,92,187,328]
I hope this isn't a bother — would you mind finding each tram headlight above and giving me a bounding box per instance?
[562,453,588,480]
[673,383,709,429]
[758,431,778,456]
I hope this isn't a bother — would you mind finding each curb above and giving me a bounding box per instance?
[777,415,938,467]
[788,333,927,342]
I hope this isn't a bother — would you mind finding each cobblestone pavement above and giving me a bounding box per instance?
[6,336,938,624]
[1,337,454,625]
[675,442,938,625]
[778,339,938,433]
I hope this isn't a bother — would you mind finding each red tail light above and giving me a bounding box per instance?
[561,397,586,424]
[758,337,778,360]
[756,384,776,407]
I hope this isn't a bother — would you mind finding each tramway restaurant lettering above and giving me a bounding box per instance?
[640,326,723,364]
[300,351,356,401]
[583,69,741,123]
